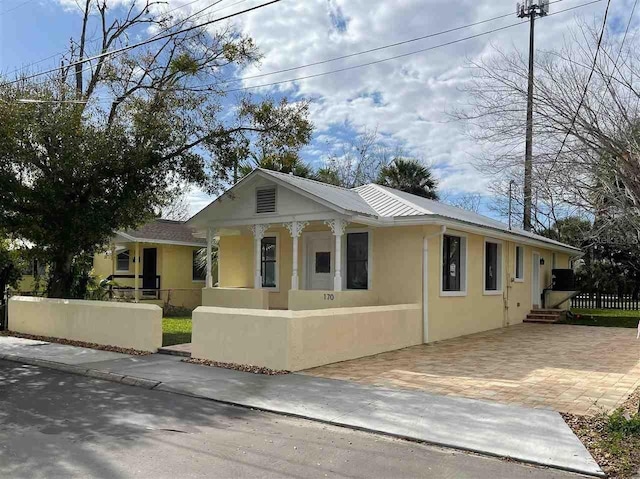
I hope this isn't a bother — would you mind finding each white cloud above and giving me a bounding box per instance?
[233,0,608,191]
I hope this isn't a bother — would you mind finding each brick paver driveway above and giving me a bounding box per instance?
[303,324,640,415]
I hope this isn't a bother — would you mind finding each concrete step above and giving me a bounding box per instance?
[527,313,561,319]
[525,309,563,324]
[157,344,192,358]
[524,317,560,324]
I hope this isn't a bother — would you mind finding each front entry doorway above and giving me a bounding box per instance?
[142,248,158,297]
[305,232,333,290]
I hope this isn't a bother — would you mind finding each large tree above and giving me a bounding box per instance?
[0,0,312,298]
[456,21,640,234]
[376,158,439,200]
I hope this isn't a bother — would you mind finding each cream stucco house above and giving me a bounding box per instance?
[187,168,580,363]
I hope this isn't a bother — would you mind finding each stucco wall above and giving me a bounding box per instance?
[191,304,422,371]
[427,228,505,343]
[288,290,379,310]
[202,287,269,309]
[9,296,162,352]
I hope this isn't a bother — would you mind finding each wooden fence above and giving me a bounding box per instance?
[571,293,640,310]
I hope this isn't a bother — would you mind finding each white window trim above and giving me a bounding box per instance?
[261,232,280,292]
[255,186,278,216]
[116,250,130,274]
[439,230,468,297]
[483,238,504,295]
[514,244,525,283]
[342,228,373,291]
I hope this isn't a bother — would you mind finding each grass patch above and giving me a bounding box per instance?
[162,317,192,346]
[564,389,640,478]
[560,309,640,328]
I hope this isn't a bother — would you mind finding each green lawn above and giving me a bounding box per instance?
[562,308,640,328]
[162,317,192,346]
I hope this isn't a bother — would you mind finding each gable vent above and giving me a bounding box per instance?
[256,187,277,214]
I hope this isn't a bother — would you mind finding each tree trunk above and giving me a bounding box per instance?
[47,253,75,298]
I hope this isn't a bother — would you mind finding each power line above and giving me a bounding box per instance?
[36,0,236,89]
[200,0,573,89]
[0,0,35,16]
[551,0,612,164]
[220,0,571,85]
[217,0,603,93]
[11,0,601,103]
[4,0,275,85]
[5,0,251,78]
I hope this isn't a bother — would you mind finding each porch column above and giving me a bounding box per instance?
[249,224,270,289]
[134,241,140,303]
[284,221,308,290]
[206,227,215,288]
[325,218,348,292]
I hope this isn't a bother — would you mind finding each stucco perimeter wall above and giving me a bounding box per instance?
[288,290,379,310]
[192,304,422,371]
[8,296,162,352]
[201,287,269,309]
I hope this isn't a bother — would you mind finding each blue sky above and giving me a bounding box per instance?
[0,0,626,220]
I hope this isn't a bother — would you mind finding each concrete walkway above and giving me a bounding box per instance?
[0,336,603,477]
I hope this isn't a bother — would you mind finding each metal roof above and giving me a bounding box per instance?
[188,169,579,252]
[355,184,578,251]
[118,219,205,246]
[257,169,378,216]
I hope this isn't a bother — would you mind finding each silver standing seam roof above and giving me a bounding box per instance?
[255,169,579,253]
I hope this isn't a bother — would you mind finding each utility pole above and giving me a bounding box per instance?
[517,0,548,231]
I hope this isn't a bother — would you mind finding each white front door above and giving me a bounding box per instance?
[532,252,541,308]
[305,232,333,290]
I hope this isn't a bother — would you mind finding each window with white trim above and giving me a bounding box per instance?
[116,250,130,272]
[442,234,466,293]
[484,240,503,292]
[346,232,368,290]
[261,236,277,288]
[515,245,524,281]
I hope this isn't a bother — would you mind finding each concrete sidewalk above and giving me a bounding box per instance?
[0,336,603,477]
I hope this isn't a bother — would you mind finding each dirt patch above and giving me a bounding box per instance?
[563,388,640,478]
[0,331,152,356]
[184,357,290,375]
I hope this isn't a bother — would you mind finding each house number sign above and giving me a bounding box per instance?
[323,293,335,301]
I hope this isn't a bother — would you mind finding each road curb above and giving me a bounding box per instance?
[1,353,161,390]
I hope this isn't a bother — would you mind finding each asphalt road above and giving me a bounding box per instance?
[0,360,588,479]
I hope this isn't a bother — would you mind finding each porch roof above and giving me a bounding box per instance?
[115,219,205,247]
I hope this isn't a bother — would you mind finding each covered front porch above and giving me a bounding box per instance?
[200,217,377,311]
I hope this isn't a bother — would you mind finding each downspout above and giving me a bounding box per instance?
[423,226,446,343]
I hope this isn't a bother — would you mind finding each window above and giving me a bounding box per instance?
[346,232,368,290]
[515,245,524,281]
[315,252,331,273]
[484,240,503,293]
[442,234,466,294]
[261,236,277,288]
[256,187,277,214]
[192,249,206,282]
[116,250,130,272]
